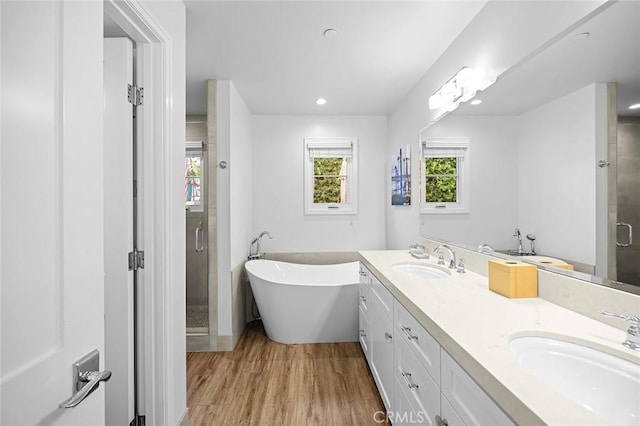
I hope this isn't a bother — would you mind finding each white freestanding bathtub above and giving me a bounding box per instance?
[245,259,359,344]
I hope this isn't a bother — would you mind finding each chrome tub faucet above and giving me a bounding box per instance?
[248,231,273,260]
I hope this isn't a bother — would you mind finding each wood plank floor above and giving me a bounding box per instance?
[187,321,388,425]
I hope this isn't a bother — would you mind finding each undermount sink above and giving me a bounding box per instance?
[391,263,451,279]
[510,335,640,425]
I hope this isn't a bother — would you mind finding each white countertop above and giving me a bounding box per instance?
[359,250,640,425]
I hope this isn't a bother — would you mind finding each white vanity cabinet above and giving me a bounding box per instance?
[359,263,515,426]
[393,301,441,425]
[358,264,372,361]
[394,332,441,425]
[369,272,395,411]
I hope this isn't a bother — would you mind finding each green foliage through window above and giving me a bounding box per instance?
[313,157,347,203]
[425,157,457,202]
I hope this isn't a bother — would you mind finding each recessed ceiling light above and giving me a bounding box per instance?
[629,103,640,110]
[323,29,337,39]
[470,99,483,106]
[572,32,590,41]
[315,98,327,105]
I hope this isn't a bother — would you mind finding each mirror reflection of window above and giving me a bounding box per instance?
[421,137,469,214]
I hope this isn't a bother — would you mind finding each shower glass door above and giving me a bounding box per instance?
[616,118,640,286]
[185,141,209,334]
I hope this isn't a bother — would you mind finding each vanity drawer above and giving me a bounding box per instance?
[394,334,440,423]
[370,274,393,319]
[441,350,514,426]
[395,301,440,386]
[359,280,370,315]
[358,304,371,361]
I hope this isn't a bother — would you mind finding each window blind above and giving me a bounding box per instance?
[185,140,203,157]
[307,140,353,159]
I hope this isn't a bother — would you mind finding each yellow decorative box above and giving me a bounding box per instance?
[488,259,538,298]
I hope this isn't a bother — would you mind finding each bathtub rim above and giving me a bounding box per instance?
[245,259,360,286]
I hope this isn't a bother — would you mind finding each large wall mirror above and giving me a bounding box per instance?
[419,0,640,295]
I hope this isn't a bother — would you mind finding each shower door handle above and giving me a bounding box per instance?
[617,222,633,247]
[195,222,204,252]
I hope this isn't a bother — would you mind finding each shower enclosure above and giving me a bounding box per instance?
[186,120,209,335]
[616,117,640,286]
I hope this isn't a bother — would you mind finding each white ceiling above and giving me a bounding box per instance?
[454,0,640,117]
[184,1,640,118]
[184,1,487,115]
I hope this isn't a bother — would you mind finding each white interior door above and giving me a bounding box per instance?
[1,1,106,424]
[103,38,135,425]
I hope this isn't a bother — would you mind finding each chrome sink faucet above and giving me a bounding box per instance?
[248,231,273,260]
[434,244,457,270]
[601,311,640,351]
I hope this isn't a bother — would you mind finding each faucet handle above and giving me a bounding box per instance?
[601,311,640,351]
[456,258,466,273]
[437,254,445,265]
[601,311,640,325]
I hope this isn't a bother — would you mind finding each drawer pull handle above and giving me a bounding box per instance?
[401,370,419,389]
[359,295,367,302]
[384,332,393,340]
[401,325,418,340]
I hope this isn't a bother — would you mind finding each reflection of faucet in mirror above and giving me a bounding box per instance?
[513,228,524,255]
[527,234,536,255]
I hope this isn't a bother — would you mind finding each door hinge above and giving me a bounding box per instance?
[128,248,145,271]
[127,84,144,106]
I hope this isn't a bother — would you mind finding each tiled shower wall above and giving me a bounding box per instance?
[617,117,640,286]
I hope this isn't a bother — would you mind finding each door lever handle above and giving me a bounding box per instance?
[60,370,112,408]
[59,349,111,408]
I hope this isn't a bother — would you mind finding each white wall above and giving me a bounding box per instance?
[516,84,600,265]
[217,81,253,337]
[252,115,387,252]
[229,84,254,267]
[418,115,519,250]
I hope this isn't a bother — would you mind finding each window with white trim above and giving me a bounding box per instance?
[421,137,469,214]
[185,141,204,212]
[304,137,358,215]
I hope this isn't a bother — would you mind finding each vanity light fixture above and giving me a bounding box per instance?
[429,67,495,114]
[629,103,640,110]
[470,99,482,105]
[315,98,327,105]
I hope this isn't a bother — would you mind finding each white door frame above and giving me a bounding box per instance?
[104,1,183,424]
